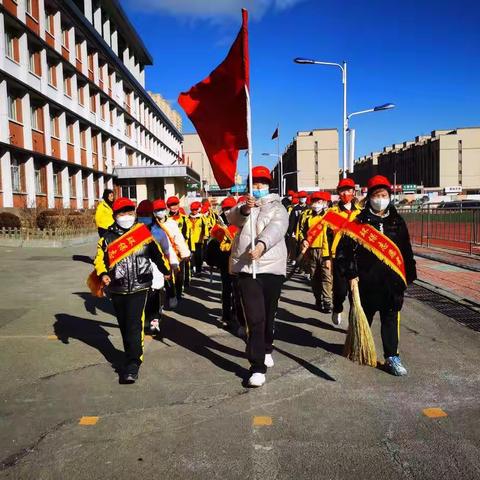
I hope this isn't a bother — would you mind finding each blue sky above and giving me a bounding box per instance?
[122,0,480,177]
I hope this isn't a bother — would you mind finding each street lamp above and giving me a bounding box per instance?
[294,57,395,178]
[282,170,300,195]
[261,152,283,196]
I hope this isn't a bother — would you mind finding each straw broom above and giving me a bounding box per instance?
[344,281,377,367]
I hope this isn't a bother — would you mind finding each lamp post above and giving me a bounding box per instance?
[261,152,283,196]
[282,170,300,195]
[294,57,395,178]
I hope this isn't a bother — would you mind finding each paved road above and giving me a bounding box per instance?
[0,245,479,479]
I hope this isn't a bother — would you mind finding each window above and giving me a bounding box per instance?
[78,85,85,106]
[5,28,19,63]
[69,170,76,197]
[30,105,43,131]
[11,158,22,193]
[48,61,57,87]
[67,122,74,144]
[76,41,82,61]
[88,52,94,72]
[28,47,41,76]
[46,12,55,34]
[50,113,59,138]
[90,92,96,113]
[53,168,62,196]
[7,94,18,122]
[64,75,72,97]
[62,27,69,49]
[121,181,137,199]
[101,100,107,120]
[80,128,86,149]
[26,0,38,19]
[34,161,46,194]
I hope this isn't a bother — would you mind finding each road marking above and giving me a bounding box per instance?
[423,408,448,418]
[79,416,99,425]
[253,416,272,426]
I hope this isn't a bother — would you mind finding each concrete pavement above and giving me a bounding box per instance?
[0,245,479,479]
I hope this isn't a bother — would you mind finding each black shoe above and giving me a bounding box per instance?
[322,302,332,314]
[123,372,138,384]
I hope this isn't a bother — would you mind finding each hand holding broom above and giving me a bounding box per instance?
[343,278,377,367]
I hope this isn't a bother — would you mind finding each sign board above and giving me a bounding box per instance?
[209,184,220,191]
[402,184,417,193]
[231,184,247,193]
[444,186,462,194]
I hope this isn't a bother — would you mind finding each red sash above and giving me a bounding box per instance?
[306,217,326,244]
[320,210,407,285]
[107,223,154,268]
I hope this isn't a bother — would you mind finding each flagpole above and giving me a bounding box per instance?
[245,85,256,279]
[277,123,282,197]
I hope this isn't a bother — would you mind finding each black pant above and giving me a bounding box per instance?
[332,259,349,313]
[360,289,400,358]
[232,275,246,328]
[166,261,186,300]
[111,290,148,371]
[238,273,284,374]
[220,267,234,323]
[193,243,204,274]
[145,288,162,323]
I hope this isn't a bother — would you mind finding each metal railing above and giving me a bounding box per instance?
[399,207,480,256]
[0,226,97,240]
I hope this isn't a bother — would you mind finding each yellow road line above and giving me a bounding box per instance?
[253,416,272,426]
[79,416,100,426]
[423,408,448,418]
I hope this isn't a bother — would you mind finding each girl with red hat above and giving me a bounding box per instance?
[335,176,416,376]
[189,201,209,277]
[94,198,171,383]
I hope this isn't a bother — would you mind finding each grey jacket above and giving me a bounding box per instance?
[227,194,288,276]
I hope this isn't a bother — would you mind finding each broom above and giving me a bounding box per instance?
[343,281,377,367]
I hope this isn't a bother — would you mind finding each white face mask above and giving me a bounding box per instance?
[312,203,325,213]
[154,210,167,219]
[370,197,390,212]
[116,214,136,230]
[299,197,307,204]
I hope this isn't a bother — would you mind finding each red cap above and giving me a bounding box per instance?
[201,204,209,214]
[337,178,356,191]
[367,175,392,193]
[221,197,237,209]
[310,192,323,202]
[202,199,211,207]
[287,190,295,196]
[292,197,299,205]
[112,197,135,213]
[237,195,248,203]
[297,190,307,198]
[136,199,153,215]
[190,201,201,210]
[251,166,272,183]
[167,196,180,206]
[152,199,166,210]
[321,191,332,201]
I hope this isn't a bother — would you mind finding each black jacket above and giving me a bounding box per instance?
[97,223,170,294]
[335,204,417,308]
[288,204,308,235]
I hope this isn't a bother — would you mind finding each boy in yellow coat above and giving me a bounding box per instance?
[189,201,208,276]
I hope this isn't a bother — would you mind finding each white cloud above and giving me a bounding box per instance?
[123,0,306,21]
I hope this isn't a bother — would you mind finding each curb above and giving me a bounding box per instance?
[413,251,480,273]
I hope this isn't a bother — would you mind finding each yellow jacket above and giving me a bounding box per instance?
[189,215,208,247]
[95,200,114,230]
[304,213,330,257]
[328,203,362,258]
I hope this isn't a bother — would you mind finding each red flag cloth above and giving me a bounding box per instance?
[271,127,279,140]
[178,9,250,189]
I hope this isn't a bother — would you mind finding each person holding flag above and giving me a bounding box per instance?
[334,175,416,376]
[301,192,333,313]
[328,178,362,325]
[227,166,288,387]
[93,197,171,383]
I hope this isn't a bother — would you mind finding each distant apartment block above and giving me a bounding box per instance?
[352,127,480,191]
[149,91,182,133]
[273,129,339,193]
[0,0,184,209]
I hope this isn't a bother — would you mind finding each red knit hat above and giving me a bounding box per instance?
[112,197,135,213]
[287,190,295,196]
[251,166,272,183]
[136,199,153,215]
[297,190,308,198]
[310,192,324,202]
[337,178,355,191]
[367,175,392,194]
[320,191,332,201]
[221,197,237,209]
[152,199,166,211]
[190,201,201,210]
[166,196,180,206]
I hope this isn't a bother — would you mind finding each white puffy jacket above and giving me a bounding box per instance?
[227,194,288,276]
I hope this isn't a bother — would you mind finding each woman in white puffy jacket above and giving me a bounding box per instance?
[227,166,289,387]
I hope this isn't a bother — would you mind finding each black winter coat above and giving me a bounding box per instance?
[98,223,170,294]
[335,204,417,310]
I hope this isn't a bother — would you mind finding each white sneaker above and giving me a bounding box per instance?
[332,312,342,326]
[264,354,274,368]
[248,372,266,387]
[150,319,160,332]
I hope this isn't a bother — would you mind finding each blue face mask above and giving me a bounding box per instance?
[252,188,269,199]
[138,217,151,225]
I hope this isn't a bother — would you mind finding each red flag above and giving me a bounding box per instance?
[271,127,279,140]
[178,10,249,189]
